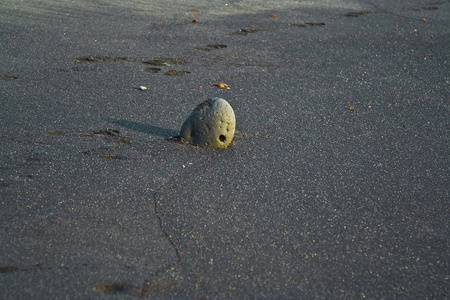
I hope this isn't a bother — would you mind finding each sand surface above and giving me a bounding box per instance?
[1,0,449,299]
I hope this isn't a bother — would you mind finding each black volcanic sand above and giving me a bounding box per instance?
[1,0,449,299]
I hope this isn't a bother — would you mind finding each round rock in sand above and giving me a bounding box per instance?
[180,98,235,148]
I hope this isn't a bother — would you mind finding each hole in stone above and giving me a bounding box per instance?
[219,135,226,142]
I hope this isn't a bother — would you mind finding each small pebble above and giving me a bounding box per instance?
[139,86,147,91]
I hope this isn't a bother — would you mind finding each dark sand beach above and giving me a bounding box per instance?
[1,0,449,299]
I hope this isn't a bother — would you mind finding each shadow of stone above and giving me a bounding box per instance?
[104,118,178,138]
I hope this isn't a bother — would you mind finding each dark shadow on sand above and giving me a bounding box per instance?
[105,118,178,138]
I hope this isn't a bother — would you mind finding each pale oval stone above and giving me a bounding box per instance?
[180,98,236,148]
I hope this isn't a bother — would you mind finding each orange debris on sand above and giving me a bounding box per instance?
[192,19,199,23]
[272,14,278,18]
[209,82,230,90]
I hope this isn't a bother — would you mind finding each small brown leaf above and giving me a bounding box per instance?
[209,82,230,90]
